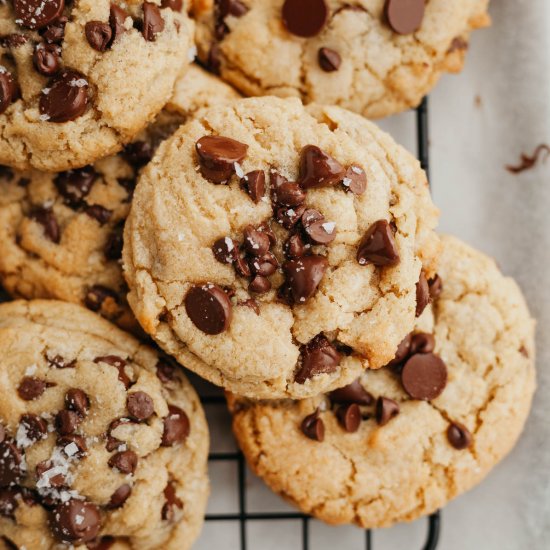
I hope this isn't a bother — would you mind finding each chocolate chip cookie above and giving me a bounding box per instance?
[123,96,440,399]
[0,0,194,172]
[0,64,239,335]
[0,299,209,549]
[228,235,536,527]
[192,0,490,119]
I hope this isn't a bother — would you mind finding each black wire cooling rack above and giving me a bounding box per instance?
[198,97,441,550]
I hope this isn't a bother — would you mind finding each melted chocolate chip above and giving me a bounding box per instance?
[276,204,306,230]
[318,47,341,72]
[271,172,306,207]
[57,434,87,457]
[17,377,51,400]
[110,5,130,43]
[196,135,248,183]
[105,418,131,452]
[161,0,183,10]
[239,298,260,315]
[85,21,113,52]
[217,0,249,18]
[250,252,278,277]
[401,353,447,401]
[49,499,100,544]
[36,460,66,487]
[162,481,184,521]
[84,285,118,313]
[302,209,337,245]
[336,403,361,433]
[0,441,23,486]
[283,255,328,304]
[156,358,177,384]
[108,450,138,474]
[20,413,48,442]
[295,334,341,384]
[447,421,472,450]
[93,355,131,388]
[184,284,233,335]
[0,71,19,116]
[409,332,435,355]
[54,166,97,207]
[241,170,265,203]
[13,0,65,30]
[47,354,76,369]
[234,253,251,278]
[428,274,443,301]
[248,275,271,294]
[85,204,113,225]
[386,333,412,368]
[243,226,270,256]
[127,392,155,421]
[330,379,373,405]
[142,2,165,41]
[55,410,81,435]
[162,405,190,446]
[65,389,90,417]
[385,0,425,35]
[123,140,154,167]
[104,223,124,260]
[0,34,28,48]
[33,42,61,76]
[212,236,236,264]
[282,0,328,37]
[375,396,399,426]
[39,70,89,123]
[41,16,67,43]
[284,233,307,259]
[356,220,400,267]
[107,484,132,509]
[342,165,367,195]
[0,489,18,519]
[300,410,324,441]
[299,145,346,189]
[30,206,61,243]
[416,270,430,317]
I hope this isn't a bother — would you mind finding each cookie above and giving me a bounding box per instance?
[192,0,490,119]
[0,0,194,172]
[0,64,239,335]
[228,235,536,528]
[123,96,440,399]
[0,300,209,550]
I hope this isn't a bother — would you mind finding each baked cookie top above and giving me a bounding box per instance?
[0,64,239,336]
[0,0,194,172]
[192,0,490,119]
[229,235,536,528]
[0,300,209,550]
[123,96,440,399]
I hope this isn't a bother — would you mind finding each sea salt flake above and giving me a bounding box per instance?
[234,162,244,178]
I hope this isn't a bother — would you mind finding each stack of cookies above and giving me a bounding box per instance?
[0,1,535,549]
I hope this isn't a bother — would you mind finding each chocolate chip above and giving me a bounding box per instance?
[284,233,307,259]
[342,165,367,195]
[258,222,277,246]
[0,71,19,116]
[105,418,131,452]
[30,206,60,243]
[161,405,190,446]
[54,166,97,207]
[275,204,306,230]
[0,441,23,486]
[108,450,138,474]
[127,392,155,422]
[207,42,222,74]
[36,460,66,486]
[0,34,28,48]
[212,236,236,264]
[185,284,233,335]
[156,358,177,384]
[142,2,165,41]
[336,404,361,433]
[108,484,132,509]
[84,285,118,313]
[161,0,183,10]
[299,145,346,189]
[33,42,61,76]
[17,377,50,400]
[318,47,341,72]
[161,481,184,521]
[409,332,435,355]
[0,489,18,519]
[110,4,130,43]
[65,389,90,417]
[330,379,373,405]
[250,251,278,277]
[0,166,14,181]
[85,204,113,225]
[0,425,4,444]
[105,224,124,260]
[39,70,89,123]
[428,274,443,301]
[271,172,306,207]
[55,410,81,436]
[57,434,87,457]
[13,0,65,30]
[49,499,101,544]
[282,0,328,37]
[123,140,154,168]
[401,353,447,400]
[47,354,76,369]
[217,0,249,18]
[248,275,271,294]
[416,270,430,317]
[196,135,248,184]
[385,0,425,35]
[302,209,337,245]
[295,334,341,384]
[447,422,472,450]
[234,253,251,278]
[386,333,412,368]
[41,16,67,43]
[300,410,324,441]
[241,170,265,203]
[375,397,399,426]
[94,355,131,388]
[283,255,328,304]
[20,414,48,442]
[85,21,113,52]
[239,298,260,315]
[88,537,116,550]
[357,220,400,267]
[243,226,270,256]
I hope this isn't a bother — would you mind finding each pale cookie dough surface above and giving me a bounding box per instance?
[0,65,239,335]
[229,235,536,528]
[192,0,490,119]
[0,0,194,172]
[0,300,209,550]
[123,96,440,399]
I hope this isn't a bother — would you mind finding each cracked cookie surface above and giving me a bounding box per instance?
[192,0,490,119]
[0,300,209,550]
[228,235,536,528]
[123,96,440,399]
[0,65,239,336]
[0,0,194,172]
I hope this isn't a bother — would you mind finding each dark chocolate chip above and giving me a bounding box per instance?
[0,34,28,48]
[241,170,265,203]
[386,333,412,368]
[156,358,177,384]
[283,255,328,304]
[299,145,346,189]
[17,377,50,400]
[243,226,270,256]
[239,298,260,315]
[0,425,4,444]
[161,481,184,521]
[127,392,155,422]
[49,499,101,544]
[108,450,138,474]
[93,355,131,388]
[409,332,435,355]
[55,410,81,436]
[275,204,306,230]
[47,354,76,369]
[375,396,399,426]
[330,379,373,405]
[30,206,61,243]
[212,236,237,264]
[85,204,113,225]
[300,410,324,441]
[302,209,337,245]
[54,166,97,207]
[161,0,183,10]
[0,441,23,486]
[357,220,400,267]
[282,0,328,37]
[0,71,19,116]
[65,389,90,417]
[401,353,447,400]
[13,0,65,30]
[258,222,277,246]
[57,434,87,457]
[123,140,154,167]
[19,413,48,442]
[428,274,443,301]
[342,165,367,195]
[284,233,307,259]
[36,460,66,487]
[41,16,68,44]
[271,172,306,207]
[184,284,233,335]
[385,0,425,35]
[196,135,248,183]
[250,251,278,276]
[105,418,132,452]
[39,70,89,123]
[295,334,341,384]
[416,270,430,317]
[217,0,249,18]
[107,484,132,509]
[0,489,18,519]
[248,275,271,294]
[85,21,113,52]
[142,2,165,41]
[207,42,222,74]
[447,421,472,450]
[110,4,130,43]
[318,47,341,72]
[105,224,124,260]
[84,285,119,313]
[161,405,190,446]
[336,403,361,433]
[33,42,61,76]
